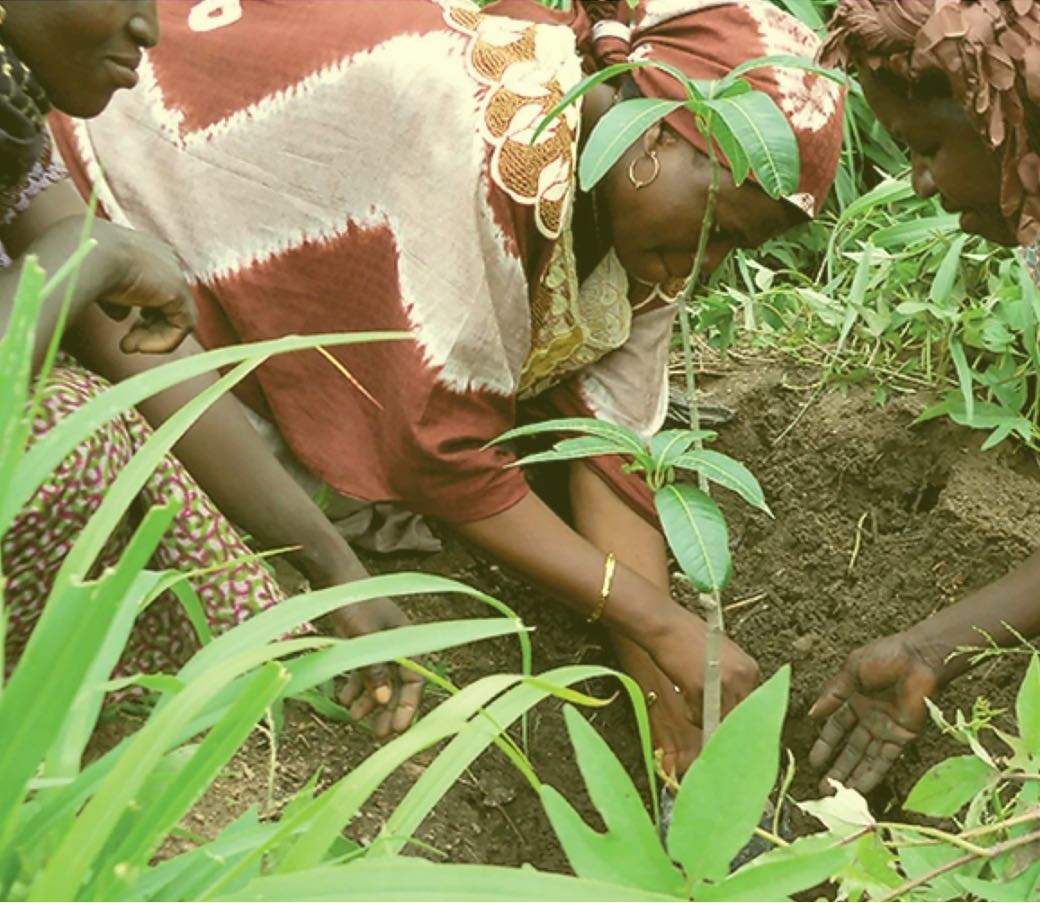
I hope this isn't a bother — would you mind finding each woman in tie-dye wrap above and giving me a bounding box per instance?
[52,0,844,773]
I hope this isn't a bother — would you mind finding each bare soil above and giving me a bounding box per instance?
[108,358,1040,873]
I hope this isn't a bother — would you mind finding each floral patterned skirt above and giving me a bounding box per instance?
[2,360,285,679]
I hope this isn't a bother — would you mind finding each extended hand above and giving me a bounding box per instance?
[330,598,424,739]
[98,224,196,354]
[809,634,939,793]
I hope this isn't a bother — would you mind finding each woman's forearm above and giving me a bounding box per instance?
[453,486,674,647]
[66,306,369,588]
[1,215,123,370]
[905,548,1040,684]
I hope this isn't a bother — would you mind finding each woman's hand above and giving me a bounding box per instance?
[641,605,761,730]
[809,633,940,793]
[97,222,196,354]
[328,598,425,739]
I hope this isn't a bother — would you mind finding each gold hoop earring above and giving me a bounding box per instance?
[627,150,660,190]
[0,4,7,27]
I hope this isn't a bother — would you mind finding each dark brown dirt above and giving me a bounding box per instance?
[110,358,1040,873]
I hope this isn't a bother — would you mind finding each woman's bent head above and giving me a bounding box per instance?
[821,0,1040,247]
[584,0,846,288]
[1,0,158,118]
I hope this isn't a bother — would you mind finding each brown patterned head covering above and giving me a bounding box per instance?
[589,1,847,218]
[821,0,1040,244]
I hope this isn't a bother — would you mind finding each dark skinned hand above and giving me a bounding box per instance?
[96,224,196,354]
[809,633,940,794]
[328,598,425,739]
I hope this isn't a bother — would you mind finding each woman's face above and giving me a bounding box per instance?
[1,0,158,118]
[859,65,1014,245]
[601,124,804,288]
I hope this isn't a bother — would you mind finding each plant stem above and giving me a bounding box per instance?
[680,116,725,742]
[878,822,991,858]
[878,826,1040,902]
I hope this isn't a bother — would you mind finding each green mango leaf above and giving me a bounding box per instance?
[798,781,875,836]
[696,833,852,902]
[649,429,714,469]
[533,58,696,146]
[511,435,629,468]
[702,91,799,198]
[721,54,845,88]
[671,450,771,515]
[904,755,996,817]
[579,98,682,191]
[1017,656,1040,757]
[708,115,751,186]
[488,417,646,457]
[667,667,790,885]
[539,706,685,896]
[654,483,731,592]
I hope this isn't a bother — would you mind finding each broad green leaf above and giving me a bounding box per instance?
[798,781,874,836]
[904,755,996,817]
[702,91,799,198]
[489,417,646,457]
[27,634,333,901]
[1017,656,1040,757]
[192,673,593,896]
[44,566,171,780]
[51,361,262,587]
[722,54,845,88]
[226,859,677,902]
[135,807,275,901]
[667,667,790,885]
[671,450,771,514]
[0,503,175,847]
[696,833,852,901]
[649,429,713,468]
[539,706,684,895]
[958,860,1040,902]
[534,59,697,145]
[6,330,406,529]
[654,483,731,592]
[579,98,682,191]
[375,665,657,858]
[1018,261,1040,372]
[511,435,628,468]
[835,178,914,225]
[929,235,967,306]
[871,214,958,248]
[0,259,47,511]
[16,615,528,867]
[948,337,975,423]
[894,838,973,901]
[89,664,291,899]
[179,573,525,682]
[705,115,751,186]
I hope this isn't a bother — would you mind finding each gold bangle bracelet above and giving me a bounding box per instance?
[586,551,616,624]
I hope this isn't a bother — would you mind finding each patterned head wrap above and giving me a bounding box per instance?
[821,0,1040,245]
[587,0,847,218]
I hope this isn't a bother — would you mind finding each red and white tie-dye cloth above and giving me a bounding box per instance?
[51,0,842,526]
